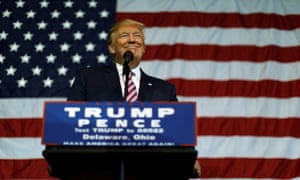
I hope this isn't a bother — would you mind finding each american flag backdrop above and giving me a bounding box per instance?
[1,0,300,179]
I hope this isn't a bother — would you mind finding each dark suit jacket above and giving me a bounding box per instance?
[67,62,178,102]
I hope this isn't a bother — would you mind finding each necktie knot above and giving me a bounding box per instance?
[128,71,133,78]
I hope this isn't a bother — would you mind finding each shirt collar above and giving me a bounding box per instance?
[116,62,140,77]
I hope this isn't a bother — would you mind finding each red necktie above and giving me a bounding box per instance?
[126,72,138,102]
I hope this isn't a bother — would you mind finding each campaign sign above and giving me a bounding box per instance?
[43,102,196,146]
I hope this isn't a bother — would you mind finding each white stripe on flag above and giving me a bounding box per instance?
[196,136,300,159]
[1,97,299,118]
[117,0,300,15]
[2,136,299,160]
[179,96,300,118]
[0,138,45,159]
[0,98,66,118]
[145,27,300,47]
[141,61,300,81]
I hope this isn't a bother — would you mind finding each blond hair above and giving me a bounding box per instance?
[107,19,145,46]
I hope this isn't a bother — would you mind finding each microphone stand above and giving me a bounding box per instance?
[120,58,130,180]
[123,62,130,100]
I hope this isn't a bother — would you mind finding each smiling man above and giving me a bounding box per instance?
[68,19,178,102]
[66,19,200,180]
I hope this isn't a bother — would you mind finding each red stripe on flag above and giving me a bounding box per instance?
[198,158,300,178]
[3,117,299,139]
[0,118,43,137]
[169,79,300,98]
[117,12,300,30]
[143,45,300,62]
[0,159,55,179]
[196,117,300,137]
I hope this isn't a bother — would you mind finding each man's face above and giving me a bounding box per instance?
[109,24,145,68]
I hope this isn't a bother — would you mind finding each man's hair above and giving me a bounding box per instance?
[107,19,145,46]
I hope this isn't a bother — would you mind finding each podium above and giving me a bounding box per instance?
[42,102,198,180]
[43,146,197,180]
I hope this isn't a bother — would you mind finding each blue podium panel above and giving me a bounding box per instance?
[43,101,196,146]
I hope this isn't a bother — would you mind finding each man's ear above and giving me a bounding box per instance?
[108,44,115,54]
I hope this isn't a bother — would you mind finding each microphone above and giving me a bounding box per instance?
[123,51,134,65]
[122,51,133,99]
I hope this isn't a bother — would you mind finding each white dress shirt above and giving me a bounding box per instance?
[115,62,141,97]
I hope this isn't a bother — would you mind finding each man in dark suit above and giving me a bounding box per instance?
[68,19,177,102]
[66,19,199,179]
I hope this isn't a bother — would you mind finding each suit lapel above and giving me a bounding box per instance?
[138,70,154,101]
[101,65,155,101]
[104,64,124,101]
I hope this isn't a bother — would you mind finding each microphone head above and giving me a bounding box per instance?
[123,51,134,65]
